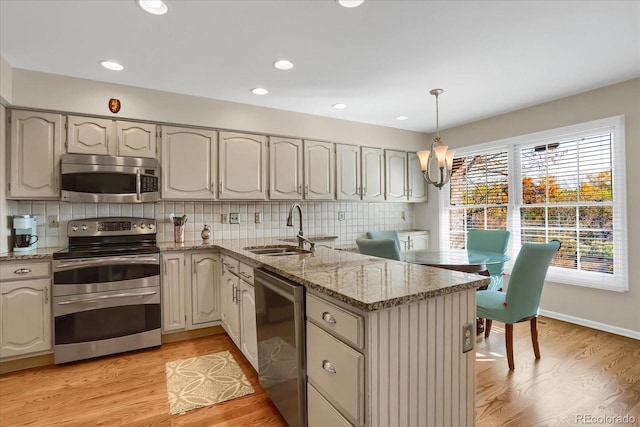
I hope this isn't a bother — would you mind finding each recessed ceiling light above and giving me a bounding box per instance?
[99,60,124,71]
[337,0,365,8]
[332,103,347,109]
[273,60,294,70]
[251,88,269,95]
[137,0,168,15]
[396,116,409,121]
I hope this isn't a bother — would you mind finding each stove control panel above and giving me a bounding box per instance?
[68,217,157,236]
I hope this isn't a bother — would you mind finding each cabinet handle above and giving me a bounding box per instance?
[322,360,337,374]
[236,287,240,305]
[211,182,215,194]
[298,184,302,194]
[322,312,337,324]
[219,182,223,194]
[363,187,367,197]
[14,268,31,275]
[305,184,309,196]
[193,259,196,274]
[239,271,252,280]
[223,262,235,271]
[232,284,236,303]
[44,286,49,304]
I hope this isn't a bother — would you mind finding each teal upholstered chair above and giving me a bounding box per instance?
[476,240,560,370]
[467,229,511,291]
[356,237,402,261]
[366,230,403,254]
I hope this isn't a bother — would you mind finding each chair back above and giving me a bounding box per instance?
[467,229,511,290]
[504,240,561,322]
[356,237,402,261]
[366,230,402,254]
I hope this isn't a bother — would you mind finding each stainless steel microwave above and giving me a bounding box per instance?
[61,154,160,203]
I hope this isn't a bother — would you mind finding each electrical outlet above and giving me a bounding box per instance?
[221,214,228,224]
[462,322,474,353]
[48,215,59,228]
[401,211,406,221]
[255,212,262,224]
[229,213,240,224]
[338,211,346,221]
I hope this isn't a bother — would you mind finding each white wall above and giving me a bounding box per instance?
[416,78,640,335]
[0,55,12,104]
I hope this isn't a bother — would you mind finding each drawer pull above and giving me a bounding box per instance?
[14,268,32,275]
[239,271,252,279]
[322,360,337,374]
[322,312,337,324]
[223,262,236,271]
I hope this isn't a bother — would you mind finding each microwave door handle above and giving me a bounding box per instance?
[136,169,141,201]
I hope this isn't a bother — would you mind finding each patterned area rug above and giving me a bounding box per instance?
[165,350,255,415]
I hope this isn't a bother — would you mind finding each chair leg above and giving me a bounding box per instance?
[530,317,540,359]
[506,323,514,370]
[484,319,493,338]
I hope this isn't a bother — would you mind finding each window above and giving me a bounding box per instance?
[440,116,628,291]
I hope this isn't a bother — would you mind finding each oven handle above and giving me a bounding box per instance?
[55,256,159,270]
[57,290,158,305]
[136,169,141,201]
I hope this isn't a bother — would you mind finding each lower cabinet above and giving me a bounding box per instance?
[0,261,52,359]
[161,251,220,333]
[220,255,258,372]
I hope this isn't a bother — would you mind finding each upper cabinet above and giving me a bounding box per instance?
[385,150,408,201]
[336,144,360,201]
[9,110,63,199]
[66,116,156,158]
[269,137,303,200]
[361,147,385,201]
[160,126,217,200]
[407,152,428,202]
[304,140,335,200]
[219,132,267,200]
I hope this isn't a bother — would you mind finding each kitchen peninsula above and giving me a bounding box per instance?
[161,239,489,427]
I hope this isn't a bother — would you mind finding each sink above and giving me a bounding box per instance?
[243,245,312,256]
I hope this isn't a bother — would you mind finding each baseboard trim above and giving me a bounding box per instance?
[161,325,225,344]
[0,353,54,375]
[539,309,640,340]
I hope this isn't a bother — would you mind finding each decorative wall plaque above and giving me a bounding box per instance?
[108,98,121,113]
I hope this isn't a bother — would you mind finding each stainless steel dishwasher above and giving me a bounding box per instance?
[254,269,307,427]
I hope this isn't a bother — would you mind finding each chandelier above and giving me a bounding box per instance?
[417,89,455,190]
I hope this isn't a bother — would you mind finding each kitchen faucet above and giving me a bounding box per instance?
[286,203,315,252]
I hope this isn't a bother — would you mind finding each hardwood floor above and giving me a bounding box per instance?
[1,317,638,426]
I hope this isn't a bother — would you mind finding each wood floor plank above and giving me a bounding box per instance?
[1,317,638,426]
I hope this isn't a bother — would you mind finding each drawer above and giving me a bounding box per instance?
[221,256,239,275]
[308,383,354,427]
[307,322,364,424]
[307,293,363,349]
[238,262,254,284]
[0,261,50,282]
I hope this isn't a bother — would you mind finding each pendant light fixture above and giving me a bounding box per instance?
[417,89,455,190]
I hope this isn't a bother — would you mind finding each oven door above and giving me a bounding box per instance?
[53,286,161,364]
[53,254,160,296]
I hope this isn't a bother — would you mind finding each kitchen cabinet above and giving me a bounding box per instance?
[398,230,430,251]
[385,149,408,201]
[304,140,335,200]
[407,152,428,202]
[0,261,52,358]
[219,255,258,372]
[161,251,220,333]
[160,126,217,200]
[269,137,303,200]
[361,147,385,202]
[336,144,360,201]
[219,132,267,200]
[67,116,156,158]
[8,110,62,199]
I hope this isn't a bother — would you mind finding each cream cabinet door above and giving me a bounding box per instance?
[239,279,258,372]
[269,137,303,200]
[115,121,157,158]
[336,144,360,200]
[220,268,241,347]
[66,115,113,155]
[407,152,428,202]
[385,150,407,201]
[9,110,62,199]
[304,140,335,200]
[161,126,217,199]
[219,132,267,200]
[191,253,220,326]
[361,146,385,201]
[161,252,186,332]
[0,278,51,358]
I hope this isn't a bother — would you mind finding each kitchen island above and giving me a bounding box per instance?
[161,239,489,427]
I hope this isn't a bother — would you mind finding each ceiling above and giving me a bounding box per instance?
[1,0,639,133]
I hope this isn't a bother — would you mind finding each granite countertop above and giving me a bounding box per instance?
[1,239,489,312]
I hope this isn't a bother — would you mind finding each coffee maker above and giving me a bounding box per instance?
[13,215,38,252]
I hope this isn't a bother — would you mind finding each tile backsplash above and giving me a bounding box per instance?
[10,200,415,248]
